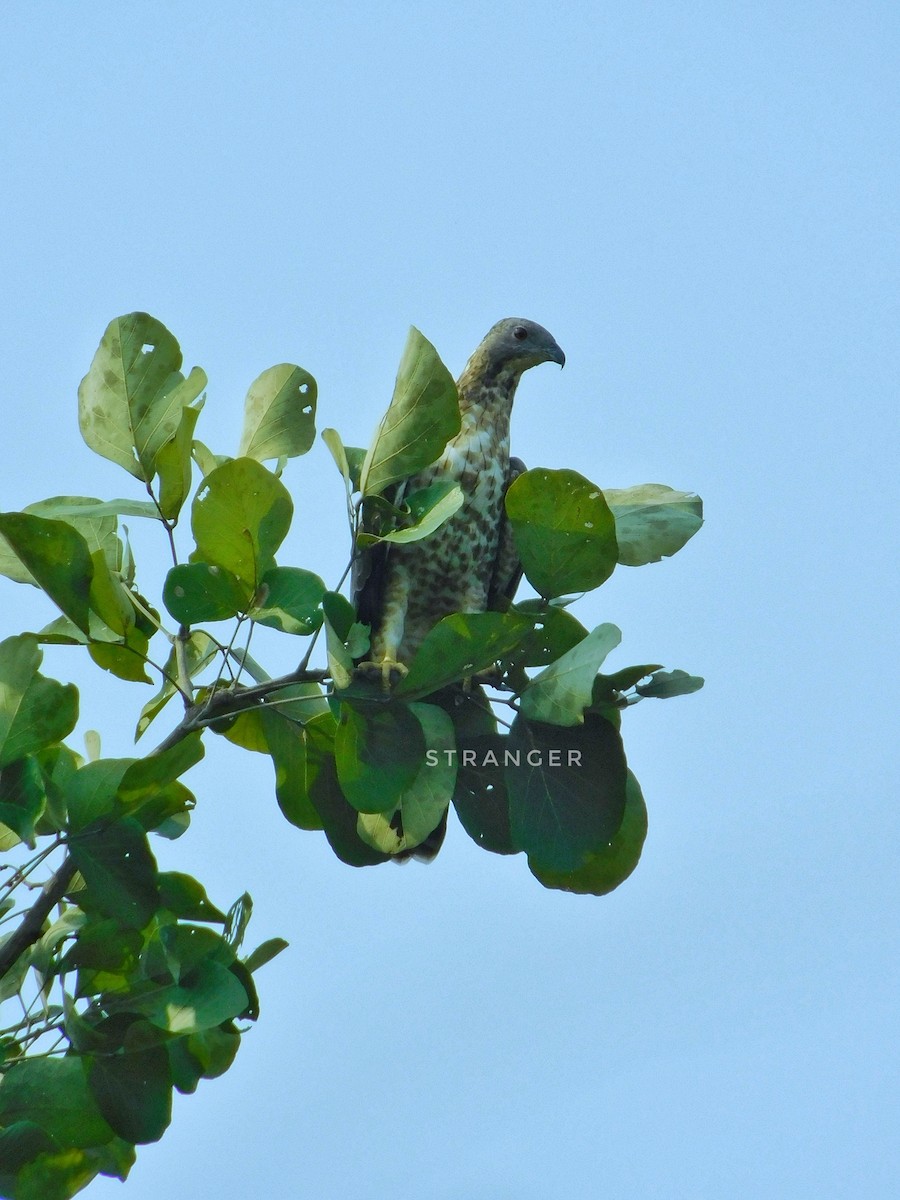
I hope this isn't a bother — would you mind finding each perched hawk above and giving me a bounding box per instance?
[353,318,565,676]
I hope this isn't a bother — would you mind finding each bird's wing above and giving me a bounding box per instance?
[487,456,526,610]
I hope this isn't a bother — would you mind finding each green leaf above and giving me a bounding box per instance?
[191,457,292,590]
[78,312,207,479]
[20,495,160,526]
[603,484,703,566]
[238,364,317,461]
[118,732,204,803]
[156,397,203,520]
[360,327,460,496]
[505,468,619,598]
[0,513,94,633]
[321,428,365,497]
[396,611,533,699]
[87,628,153,684]
[0,1057,115,1147]
[69,817,160,930]
[635,669,705,698]
[356,702,455,855]
[250,566,325,634]
[168,1024,240,1094]
[87,1046,172,1144]
[157,872,227,922]
[519,623,622,726]
[335,700,425,813]
[530,770,648,895]
[130,960,249,1034]
[357,481,465,546]
[163,561,249,623]
[0,757,46,846]
[321,591,359,690]
[506,713,628,873]
[243,937,289,973]
[263,710,326,830]
[0,635,78,768]
[66,758,133,832]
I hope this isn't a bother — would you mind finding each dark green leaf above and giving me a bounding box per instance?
[530,770,648,894]
[157,872,227,923]
[505,468,618,598]
[250,566,325,634]
[69,818,160,929]
[603,484,703,566]
[396,611,533,699]
[77,312,206,479]
[0,757,46,845]
[87,1046,172,1144]
[118,732,204,804]
[191,457,292,590]
[0,635,78,768]
[163,561,249,623]
[506,713,628,873]
[66,758,134,832]
[263,709,326,830]
[635,669,705,699]
[243,937,289,973]
[0,1057,114,1147]
[360,327,460,496]
[0,513,94,632]
[355,702,455,856]
[168,1024,240,1094]
[334,701,425,813]
[238,364,317,461]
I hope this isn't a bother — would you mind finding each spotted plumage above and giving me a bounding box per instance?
[353,318,565,671]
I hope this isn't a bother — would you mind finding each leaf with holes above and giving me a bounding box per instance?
[505,468,618,599]
[239,364,317,461]
[78,312,207,480]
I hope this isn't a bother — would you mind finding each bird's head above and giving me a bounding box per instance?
[476,317,566,379]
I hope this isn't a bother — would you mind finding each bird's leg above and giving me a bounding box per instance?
[356,566,410,690]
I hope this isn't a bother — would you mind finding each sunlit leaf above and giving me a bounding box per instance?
[250,566,325,634]
[156,398,203,520]
[163,561,249,624]
[239,364,317,461]
[505,468,618,598]
[360,327,460,496]
[356,481,464,546]
[519,623,622,726]
[603,484,703,566]
[191,457,292,590]
[78,312,207,479]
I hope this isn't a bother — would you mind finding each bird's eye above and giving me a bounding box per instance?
[513,325,528,341]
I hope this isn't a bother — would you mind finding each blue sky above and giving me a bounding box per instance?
[2,4,897,1197]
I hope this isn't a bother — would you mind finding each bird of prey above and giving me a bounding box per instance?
[353,318,565,678]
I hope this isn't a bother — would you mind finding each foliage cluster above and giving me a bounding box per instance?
[0,314,702,1196]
